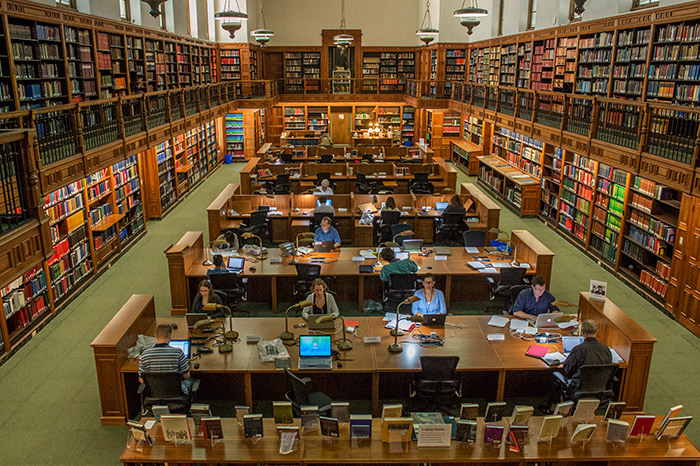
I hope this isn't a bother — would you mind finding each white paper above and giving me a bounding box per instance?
[338,208,348,212]
[270,206,278,211]
[610,347,624,363]
[491,262,511,268]
[465,247,480,254]
[144,420,155,430]
[510,319,529,330]
[435,255,447,261]
[417,424,452,448]
[479,267,498,274]
[487,315,509,328]
[279,432,296,454]
[467,261,485,269]
[269,258,282,264]
[385,320,416,331]
[543,351,566,364]
[383,312,411,322]
[352,256,365,262]
[487,333,505,341]
[557,320,578,329]
[335,172,343,176]
[359,249,376,258]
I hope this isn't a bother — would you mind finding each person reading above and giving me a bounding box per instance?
[563,319,612,391]
[206,255,228,281]
[379,247,418,285]
[411,273,446,317]
[314,178,334,195]
[301,278,340,320]
[313,196,335,215]
[314,217,341,249]
[138,324,193,394]
[511,275,558,320]
[191,279,224,317]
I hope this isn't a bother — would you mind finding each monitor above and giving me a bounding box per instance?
[403,239,424,251]
[299,335,332,358]
[227,256,245,270]
[381,202,386,208]
[257,205,271,212]
[435,201,448,212]
[169,340,191,358]
[316,198,332,207]
[395,251,409,260]
[562,336,584,355]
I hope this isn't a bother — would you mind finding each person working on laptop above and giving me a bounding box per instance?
[138,324,193,395]
[381,196,399,213]
[206,255,228,281]
[301,278,340,320]
[443,194,466,216]
[563,319,612,390]
[313,196,335,215]
[411,273,446,317]
[379,247,418,285]
[314,217,341,249]
[314,178,334,196]
[191,279,224,317]
[511,275,559,320]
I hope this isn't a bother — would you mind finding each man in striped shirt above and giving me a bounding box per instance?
[139,324,193,394]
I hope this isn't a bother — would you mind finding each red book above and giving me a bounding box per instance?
[525,344,549,358]
[629,415,656,436]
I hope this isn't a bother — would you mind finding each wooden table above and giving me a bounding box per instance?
[96,293,654,426]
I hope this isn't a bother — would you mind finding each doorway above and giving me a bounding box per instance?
[330,106,352,146]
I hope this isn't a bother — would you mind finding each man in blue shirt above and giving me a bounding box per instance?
[314,216,341,249]
[139,324,193,395]
[206,255,229,281]
[511,275,558,320]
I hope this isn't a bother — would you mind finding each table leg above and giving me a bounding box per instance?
[244,373,253,408]
[358,276,364,312]
[372,373,379,417]
[271,277,277,313]
[497,370,506,401]
[445,275,452,308]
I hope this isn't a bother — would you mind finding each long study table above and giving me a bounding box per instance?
[94,293,654,426]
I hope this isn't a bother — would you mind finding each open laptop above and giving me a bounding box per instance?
[395,251,410,260]
[169,339,191,358]
[534,312,563,328]
[186,313,209,329]
[298,335,333,370]
[422,313,447,327]
[562,336,584,355]
[317,198,332,207]
[403,239,424,251]
[308,313,337,330]
[227,256,246,274]
[313,241,334,253]
[435,201,448,213]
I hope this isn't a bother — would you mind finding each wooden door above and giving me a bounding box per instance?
[671,194,700,337]
[330,106,352,145]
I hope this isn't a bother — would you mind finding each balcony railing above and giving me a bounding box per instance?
[81,101,119,151]
[122,96,144,137]
[499,88,515,116]
[566,96,594,136]
[646,105,700,165]
[536,92,565,129]
[0,130,32,235]
[594,99,643,151]
[518,90,535,121]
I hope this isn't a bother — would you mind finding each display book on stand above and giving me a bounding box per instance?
[125,399,693,452]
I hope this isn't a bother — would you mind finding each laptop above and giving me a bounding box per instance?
[534,312,563,328]
[227,256,246,274]
[257,205,271,212]
[169,339,191,358]
[298,335,333,370]
[435,201,448,213]
[395,251,410,260]
[422,313,447,327]
[308,313,337,330]
[186,313,209,329]
[317,199,332,207]
[562,336,584,355]
[403,239,424,251]
[433,246,452,256]
[313,241,334,253]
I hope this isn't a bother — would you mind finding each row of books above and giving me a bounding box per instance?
[1,265,47,320]
[640,269,669,297]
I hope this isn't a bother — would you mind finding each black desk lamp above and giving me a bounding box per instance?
[388,295,420,354]
[315,314,352,350]
[280,300,313,341]
[202,303,238,353]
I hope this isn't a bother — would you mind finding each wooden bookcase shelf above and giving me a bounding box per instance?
[575,31,614,96]
[558,153,597,245]
[554,37,577,93]
[531,39,555,91]
[477,154,540,216]
[64,25,97,103]
[589,163,629,267]
[540,147,567,226]
[226,113,244,159]
[1,262,51,348]
[611,26,650,99]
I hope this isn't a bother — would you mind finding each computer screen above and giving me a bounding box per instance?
[169,340,190,358]
[299,335,332,357]
[562,336,584,354]
[257,205,271,212]
[435,201,448,211]
[227,257,245,269]
[316,199,332,207]
[395,251,409,260]
[403,239,424,251]
[381,202,386,208]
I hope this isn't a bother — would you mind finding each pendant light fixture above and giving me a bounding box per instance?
[572,0,587,15]
[416,0,438,46]
[250,0,274,46]
[333,0,353,49]
[142,0,167,18]
[454,0,488,35]
[216,0,248,39]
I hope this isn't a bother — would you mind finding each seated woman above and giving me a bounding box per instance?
[411,273,446,317]
[191,279,224,317]
[443,194,466,216]
[301,278,340,320]
[313,178,334,195]
[381,196,399,213]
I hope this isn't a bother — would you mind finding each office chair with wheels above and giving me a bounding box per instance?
[356,173,372,194]
[377,210,401,244]
[554,364,619,404]
[507,285,531,314]
[411,173,434,194]
[371,184,395,194]
[320,154,334,164]
[273,174,291,194]
[410,356,461,415]
[390,223,414,246]
[436,212,466,246]
[362,153,374,162]
[384,273,418,313]
[241,211,269,240]
[315,172,336,192]
[294,263,322,299]
[463,230,486,247]
[310,212,335,232]
[486,267,529,310]
[284,367,333,416]
[139,372,200,416]
[279,153,293,164]
[209,273,247,315]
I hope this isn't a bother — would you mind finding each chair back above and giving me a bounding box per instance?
[362,153,373,162]
[380,210,401,227]
[276,174,290,184]
[285,367,311,405]
[463,230,486,247]
[414,172,430,184]
[316,172,331,185]
[209,272,241,292]
[280,153,293,163]
[143,372,185,399]
[356,173,367,183]
[213,289,228,304]
[577,364,619,393]
[390,224,414,245]
[249,210,268,227]
[389,273,418,291]
[440,212,465,227]
[419,356,459,381]
[499,267,527,286]
[411,182,434,194]
[320,154,333,163]
[312,212,334,230]
[508,285,531,312]
[295,263,322,280]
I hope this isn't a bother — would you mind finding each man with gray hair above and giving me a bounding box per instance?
[563,319,612,390]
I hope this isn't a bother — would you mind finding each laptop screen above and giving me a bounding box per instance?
[403,239,423,251]
[562,336,584,354]
[227,257,245,269]
[258,205,271,212]
[395,251,409,260]
[170,340,190,358]
[317,199,332,207]
[435,201,448,211]
[299,335,332,358]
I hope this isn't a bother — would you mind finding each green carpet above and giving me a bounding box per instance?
[0,161,698,465]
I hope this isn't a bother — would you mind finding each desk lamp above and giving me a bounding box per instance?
[388,295,421,353]
[202,303,238,353]
[280,300,313,341]
[242,232,266,260]
[392,230,414,244]
[315,315,352,350]
[289,232,316,265]
[204,237,229,265]
[488,228,512,256]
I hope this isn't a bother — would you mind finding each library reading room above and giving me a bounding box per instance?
[3,0,700,463]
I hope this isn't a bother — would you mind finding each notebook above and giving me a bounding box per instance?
[395,251,410,260]
[169,339,191,358]
[314,241,335,253]
[186,313,209,329]
[562,336,584,355]
[227,256,246,274]
[435,201,448,212]
[298,335,333,370]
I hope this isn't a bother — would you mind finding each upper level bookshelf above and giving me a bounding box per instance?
[221,48,241,81]
[0,20,12,112]
[145,39,166,92]
[531,39,554,91]
[64,26,97,103]
[362,51,415,93]
[285,52,321,93]
[445,48,466,96]
[517,42,532,89]
[554,37,577,93]
[575,31,614,96]
[500,44,516,87]
[611,26,650,99]
[127,36,145,94]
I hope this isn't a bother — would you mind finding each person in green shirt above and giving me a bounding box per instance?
[379,247,418,285]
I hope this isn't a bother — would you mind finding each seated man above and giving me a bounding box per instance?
[411,273,446,317]
[314,216,341,249]
[511,275,558,320]
[138,324,193,395]
[563,319,613,391]
[206,254,228,281]
[379,247,418,286]
[313,196,335,215]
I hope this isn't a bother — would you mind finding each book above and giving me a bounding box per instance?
[243,414,264,438]
[276,425,300,439]
[606,419,629,443]
[456,419,477,443]
[507,425,528,452]
[443,415,457,439]
[235,405,250,423]
[525,343,549,358]
[319,416,340,437]
[151,405,169,422]
[537,415,563,440]
[382,403,403,419]
[127,420,153,446]
[459,402,479,420]
[657,404,684,435]
[571,423,596,443]
[603,401,626,422]
[160,414,193,442]
[410,411,445,440]
[190,403,211,427]
[656,416,692,440]
[484,424,505,445]
[301,405,320,434]
[331,401,350,423]
[382,417,414,443]
[510,405,534,426]
[484,401,506,422]
[349,414,372,439]
[629,414,656,436]
[572,399,599,423]
[201,417,223,440]
[553,401,574,417]
[273,401,294,425]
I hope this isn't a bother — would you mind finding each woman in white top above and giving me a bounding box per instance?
[301,278,340,320]
[313,178,334,195]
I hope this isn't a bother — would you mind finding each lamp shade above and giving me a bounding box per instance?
[460,18,481,35]
[142,0,167,18]
[221,21,242,39]
[454,6,488,17]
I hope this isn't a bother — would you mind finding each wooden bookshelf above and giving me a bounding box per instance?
[589,163,629,267]
[477,154,540,216]
[540,147,566,226]
[401,106,415,146]
[64,25,97,103]
[611,26,650,99]
[575,31,614,96]
[558,153,598,245]
[145,38,166,92]
[164,40,178,89]
[284,106,305,131]
[531,39,554,91]
[553,36,577,93]
[499,44,516,87]
[307,105,328,132]
[0,19,13,112]
[177,43,191,87]
[1,262,51,348]
[126,35,144,94]
[517,41,532,89]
